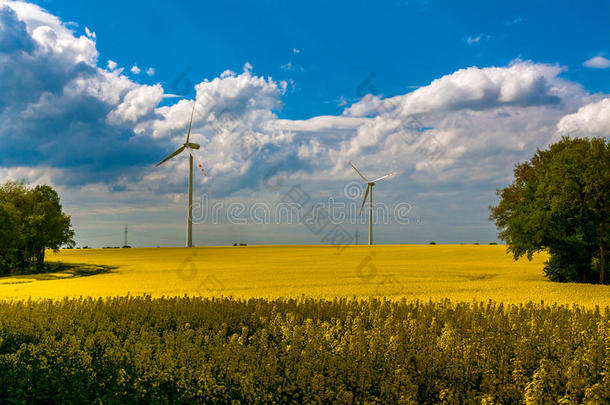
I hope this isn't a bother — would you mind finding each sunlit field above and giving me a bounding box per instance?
[1,245,608,307]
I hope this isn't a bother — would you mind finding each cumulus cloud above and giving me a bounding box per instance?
[0,0,164,186]
[136,64,296,196]
[583,56,610,69]
[330,60,587,179]
[345,61,579,118]
[107,84,164,125]
[0,6,35,53]
[273,116,367,133]
[0,2,594,199]
[557,97,610,136]
[146,67,155,76]
[130,64,141,74]
[107,60,117,70]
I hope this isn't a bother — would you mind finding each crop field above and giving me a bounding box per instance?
[0,296,608,404]
[1,245,609,403]
[1,244,609,307]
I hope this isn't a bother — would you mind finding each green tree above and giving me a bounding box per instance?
[0,181,30,273]
[0,202,22,274]
[490,137,609,284]
[24,185,75,269]
[0,181,74,273]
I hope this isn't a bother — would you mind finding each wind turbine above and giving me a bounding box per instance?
[350,162,396,245]
[156,102,207,247]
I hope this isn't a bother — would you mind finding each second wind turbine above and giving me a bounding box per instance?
[350,162,396,245]
[155,102,207,247]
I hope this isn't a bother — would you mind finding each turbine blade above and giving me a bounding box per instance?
[155,145,185,167]
[359,184,370,216]
[350,162,368,182]
[372,172,397,182]
[185,101,196,144]
[184,146,208,176]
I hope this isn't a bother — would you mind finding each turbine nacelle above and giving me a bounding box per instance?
[155,104,207,175]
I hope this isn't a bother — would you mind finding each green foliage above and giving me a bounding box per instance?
[0,296,608,404]
[490,137,610,283]
[0,180,74,275]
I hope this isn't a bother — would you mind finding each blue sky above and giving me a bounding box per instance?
[1,0,609,247]
[41,0,610,117]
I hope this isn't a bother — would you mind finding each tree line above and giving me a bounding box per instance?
[0,181,74,275]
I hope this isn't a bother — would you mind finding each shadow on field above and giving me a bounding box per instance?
[0,262,117,284]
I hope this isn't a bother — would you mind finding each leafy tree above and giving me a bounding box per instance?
[0,180,74,273]
[0,201,22,273]
[490,137,609,284]
[24,185,75,269]
[0,181,30,273]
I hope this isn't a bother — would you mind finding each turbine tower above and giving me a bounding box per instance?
[350,162,396,245]
[156,102,207,247]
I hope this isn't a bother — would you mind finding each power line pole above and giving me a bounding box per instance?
[355,230,359,245]
[124,224,128,247]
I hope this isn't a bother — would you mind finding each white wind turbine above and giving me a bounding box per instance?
[156,102,207,247]
[350,162,396,245]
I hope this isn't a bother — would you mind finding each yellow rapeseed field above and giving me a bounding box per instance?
[1,244,609,307]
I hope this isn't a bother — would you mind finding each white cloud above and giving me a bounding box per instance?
[84,26,95,39]
[465,34,492,45]
[297,138,323,159]
[345,60,580,119]
[0,165,63,187]
[331,60,587,178]
[0,0,169,188]
[130,64,141,74]
[280,61,304,72]
[557,97,610,136]
[273,116,367,133]
[292,48,300,54]
[583,56,610,69]
[107,84,164,125]
[107,60,117,70]
[466,34,483,45]
[0,1,97,65]
[146,67,155,76]
[135,64,295,196]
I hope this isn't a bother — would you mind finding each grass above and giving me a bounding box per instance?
[0,244,608,307]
